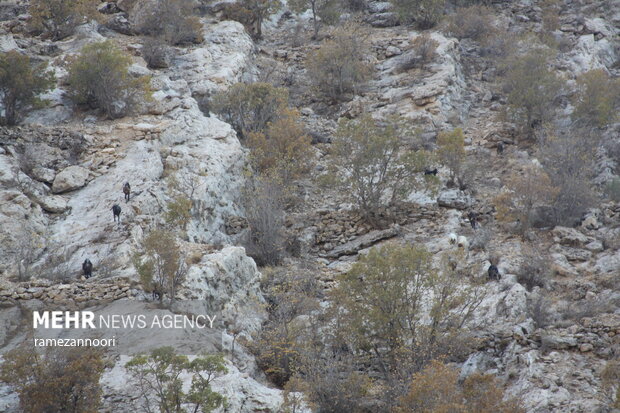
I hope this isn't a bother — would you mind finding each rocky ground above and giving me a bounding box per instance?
[0,0,619,412]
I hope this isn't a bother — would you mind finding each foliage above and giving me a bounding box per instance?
[397,34,439,72]
[516,248,550,291]
[397,361,525,412]
[28,0,98,40]
[0,51,55,126]
[538,134,598,226]
[447,5,495,41]
[330,244,484,388]
[142,37,171,69]
[391,0,445,29]
[67,41,151,119]
[572,69,620,128]
[0,342,104,413]
[211,82,288,138]
[134,229,188,302]
[235,0,282,38]
[126,347,227,413]
[437,128,466,187]
[331,115,432,225]
[165,196,193,231]
[501,49,564,137]
[606,178,620,202]
[246,108,314,183]
[601,360,620,409]
[305,25,373,102]
[242,176,286,266]
[494,165,558,233]
[248,268,321,386]
[289,0,340,38]
[134,0,203,45]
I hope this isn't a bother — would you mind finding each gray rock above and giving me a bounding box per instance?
[39,195,70,213]
[552,226,591,247]
[437,189,473,210]
[367,2,393,13]
[541,334,578,350]
[365,12,400,28]
[31,166,56,184]
[52,165,90,194]
[320,226,400,258]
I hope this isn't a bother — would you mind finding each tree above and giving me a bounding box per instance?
[126,347,227,413]
[134,229,188,302]
[572,69,620,128]
[0,342,105,413]
[246,108,314,183]
[289,0,339,39]
[211,82,288,138]
[134,0,203,45]
[238,0,282,38]
[397,361,525,413]
[0,51,55,126]
[437,128,466,187]
[67,41,151,119]
[306,25,373,102]
[501,49,564,137]
[494,165,558,233]
[330,244,484,398]
[390,0,445,29]
[331,115,432,225]
[28,0,98,40]
[242,176,286,266]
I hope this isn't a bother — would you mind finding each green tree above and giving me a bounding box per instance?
[67,41,151,119]
[0,51,55,126]
[240,0,282,38]
[0,342,105,413]
[29,0,98,40]
[134,229,188,302]
[572,69,620,128]
[306,25,373,102]
[211,82,288,138]
[126,347,227,413]
[437,128,466,187]
[134,0,203,45]
[391,0,445,29]
[331,115,432,225]
[289,0,339,39]
[501,49,564,137]
[330,244,484,388]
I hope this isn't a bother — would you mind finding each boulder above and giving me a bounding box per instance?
[365,12,400,28]
[39,195,70,213]
[52,165,90,193]
[31,166,56,184]
[437,189,473,210]
[367,1,392,13]
[552,226,591,247]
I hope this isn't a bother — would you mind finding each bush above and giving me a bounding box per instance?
[67,41,151,119]
[391,0,445,29]
[141,37,171,69]
[447,5,495,41]
[538,134,598,226]
[28,0,98,40]
[397,361,525,413]
[331,115,432,225]
[242,176,286,266]
[211,82,288,138]
[246,108,314,183]
[494,165,558,233]
[306,25,373,102]
[165,196,193,231]
[229,0,282,38]
[572,69,620,128]
[126,347,227,413]
[501,49,564,137]
[0,342,105,413]
[528,296,552,329]
[330,244,484,389]
[289,0,340,39]
[0,51,55,125]
[134,229,188,302]
[516,251,550,291]
[397,33,439,72]
[134,0,203,45]
[601,360,620,409]
[437,128,466,187]
[606,178,620,202]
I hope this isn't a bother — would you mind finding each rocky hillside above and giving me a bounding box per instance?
[0,0,619,412]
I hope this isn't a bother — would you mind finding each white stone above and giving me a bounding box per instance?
[52,165,90,193]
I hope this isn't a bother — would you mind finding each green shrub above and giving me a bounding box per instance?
[0,51,55,125]
[211,82,288,138]
[331,115,433,225]
[289,0,340,38]
[134,0,203,45]
[397,33,439,72]
[67,41,151,119]
[572,69,620,128]
[391,0,445,29]
[29,0,98,40]
[447,5,495,41]
[0,342,105,413]
[501,48,564,137]
[126,347,227,413]
[606,178,620,202]
[306,25,373,102]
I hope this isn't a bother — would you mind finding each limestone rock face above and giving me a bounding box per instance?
[52,165,90,193]
[437,189,473,210]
